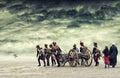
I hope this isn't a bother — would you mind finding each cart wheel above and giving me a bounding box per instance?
[69,60,77,67]
[84,49,93,67]
[68,49,78,67]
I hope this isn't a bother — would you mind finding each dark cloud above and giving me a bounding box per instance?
[2,0,119,3]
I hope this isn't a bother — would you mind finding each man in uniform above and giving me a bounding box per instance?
[36,45,46,67]
[92,42,101,66]
[52,42,61,67]
[44,44,51,66]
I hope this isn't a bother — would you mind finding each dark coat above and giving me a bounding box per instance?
[102,49,109,57]
[110,45,118,58]
[109,45,118,67]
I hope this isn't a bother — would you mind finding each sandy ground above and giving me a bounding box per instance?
[0,56,120,78]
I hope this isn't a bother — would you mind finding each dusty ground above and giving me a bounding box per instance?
[0,56,120,78]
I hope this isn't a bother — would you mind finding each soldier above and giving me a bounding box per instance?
[79,41,87,65]
[92,42,101,66]
[73,44,79,53]
[80,41,85,53]
[73,44,80,65]
[52,42,61,67]
[44,44,51,66]
[49,44,56,66]
[36,45,46,67]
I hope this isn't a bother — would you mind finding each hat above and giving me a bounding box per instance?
[52,42,56,44]
[36,45,40,48]
[112,42,115,45]
[73,44,76,47]
[93,42,97,47]
[80,41,84,46]
[45,44,48,47]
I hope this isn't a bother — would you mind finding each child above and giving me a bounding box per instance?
[102,46,110,68]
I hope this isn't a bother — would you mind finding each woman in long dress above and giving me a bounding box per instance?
[102,46,110,68]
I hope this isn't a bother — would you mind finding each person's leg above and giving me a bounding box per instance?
[56,59,60,67]
[105,64,106,68]
[96,58,99,66]
[94,57,97,66]
[51,56,54,66]
[95,58,99,66]
[43,60,46,67]
[38,57,41,66]
[53,58,56,65]
[43,56,46,67]
[46,56,50,66]
[55,55,60,67]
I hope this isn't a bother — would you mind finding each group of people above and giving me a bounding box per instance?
[102,43,118,68]
[36,42,62,67]
[35,41,118,68]
[79,41,118,68]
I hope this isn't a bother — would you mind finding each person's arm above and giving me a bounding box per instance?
[92,48,95,54]
[80,47,82,53]
[36,51,39,57]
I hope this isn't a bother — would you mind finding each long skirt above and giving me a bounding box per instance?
[104,56,110,64]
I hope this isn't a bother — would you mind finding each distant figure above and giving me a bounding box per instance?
[80,41,85,54]
[72,44,80,65]
[49,44,56,66]
[73,44,79,53]
[92,42,101,66]
[44,44,51,66]
[109,43,118,68]
[102,46,110,68]
[79,41,87,65]
[52,42,61,67]
[36,45,46,67]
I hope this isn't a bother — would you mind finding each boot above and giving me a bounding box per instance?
[38,59,41,66]
[57,59,60,67]
[47,60,50,66]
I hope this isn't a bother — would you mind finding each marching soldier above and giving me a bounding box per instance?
[44,44,51,66]
[92,42,101,66]
[52,42,61,67]
[36,45,46,67]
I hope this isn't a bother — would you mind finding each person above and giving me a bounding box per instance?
[79,41,88,54]
[49,44,56,66]
[36,45,46,67]
[79,41,88,66]
[109,43,118,68]
[73,44,80,65]
[52,42,61,67]
[92,42,101,66]
[102,46,110,68]
[80,41,85,54]
[73,44,79,53]
[44,44,51,66]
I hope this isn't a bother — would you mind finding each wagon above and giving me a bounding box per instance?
[59,48,93,67]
